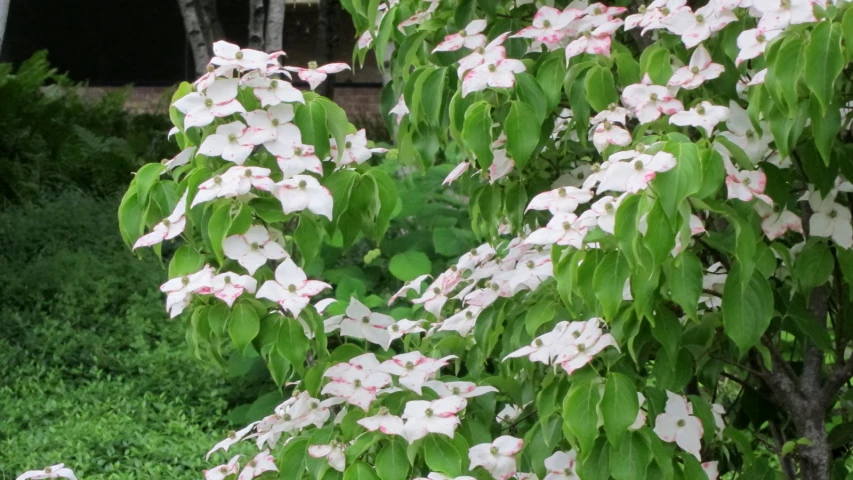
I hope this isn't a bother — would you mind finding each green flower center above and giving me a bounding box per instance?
[634,160,645,171]
[691,66,700,74]
[543,20,552,28]
[677,419,686,427]
[490,446,499,455]
[605,202,614,213]
[299,180,307,189]
[425,408,434,417]
[362,317,370,324]
[830,210,838,219]
[235,51,244,60]
[562,221,572,231]
[205,98,214,107]
[288,284,297,292]
[251,242,260,251]
[405,361,415,370]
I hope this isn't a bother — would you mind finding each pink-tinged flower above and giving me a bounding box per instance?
[133,191,188,250]
[401,396,468,443]
[497,253,553,293]
[323,353,383,380]
[504,321,576,364]
[592,105,631,125]
[387,319,427,343]
[724,160,772,205]
[237,450,278,480]
[524,213,595,248]
[191,166,274,207]
[754,202,803,240]
[669,44,724,89]
[457,33,510,78]
[806,190,853,249]
[204,455,241,480]
[358,408,406,436]
[700,262,727,309]
[273,174,334,220]
[543,450,579,480]
[670,101,730,136]
[163,146,196,170]
[413,280,453,317]
[284,62,350,90]
[277,145,324,179]
[321,361,393,411]
[388,274,432,305]
[416,475,478,480]
[378,352,457,394]
[398,0,440,30]
[256,258,331,316]
[512,7,582,46]
[702,461,719,480]
[755,0,816,30]
[315,298,338,314]
[16,464,78,480]
[206,423,259,460]
[330,129,388,165]
[589,194,626,234]
[173,79,245,128]
[663,3,737,49]
[458,243,497,270]
[564,19,623,60]
[424,380,498,399]
[211,41,268,70]
[527,187,594,214]
[469,436,524,480]
[718,101,772,163]
[389,95,409,125]
[625,0,687,33]
[324,297,395,349]
[576,3,628,30]
[161,265,215,318]
[746,69,767,86]
[199,121,264,164]
[308,441,347,472]
[630,393,648,430]
[438,305,484,336]
[596,151,677,194]
[621,83,684,124]
[243,72,304,106]
[654,391,704,459]
[443,161,472,185]
[433,19,488,52]
[223,225,287,275]
[489,148,515,183]
[211,273,257,307]
[591,120,632,152]
[516,473,539,480]
[461,49,526,98]
[735,28,782,65]
[554,318,619,374]
[712,403,726,437]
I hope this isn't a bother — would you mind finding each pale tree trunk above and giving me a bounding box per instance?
[248,0,266,50]
[265,0,286,52]
[0,0,9,55]
[176,0,221,77]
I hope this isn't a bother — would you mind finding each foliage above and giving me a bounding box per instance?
[0,51,173,203]
[114,2,853,480]
[0,193,269,479]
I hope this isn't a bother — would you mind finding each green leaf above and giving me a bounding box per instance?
[537,53,566,112]
[602,373,639,446]
[515,72,548,123]
[652,142,702,220]
[722,265,774,353]
[275,316,310,374]
[593,251,631,321]
[584,65,619,112]
[462,101,494,168]
[577,437,611,480]
[804,21,844,114]
[643,200,675,269]
[278,438,310,479]
[563,379,601,454]
[294,214,323,264]
[609,432,653,480]
[768,36,804,116]
[423,435,462,477]
[366,168,398,243]
[421,67,448,127]
[651,308,683,366]
[168,245,205,278]
[314,96,351,164]
[793,239,834,291]
[810,96,841,166]
[639,45,672,85]
[504,100,542,171]
[666,252,703,321]
[295,100,331,161]
[525,301,556,336]
[344,461,381,480]
[376,439,410,480]
[389,251,432,281]
[135,163,166,208]
[118,187,143,247]
[229,302,260,350]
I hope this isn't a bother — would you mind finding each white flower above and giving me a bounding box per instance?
[377,352,457,394]
[256,258,331,317]
[653,391,704,459]
[205,422,259,460]
[330,129,388,166]
[211,273,258,307]
[223,225,287,274]
[308,441,347,472]
[133,190,189,250]
[469,436,524,480]
[496,404,523,424]
[16,464,78,480]
[807,190,853,249]
[273,174,334,220]
[204,455,241,480]
[237,450,278,480]
[596,151,677,194]
[324,297,395,349]
[433,19,488,52]
[284,62,351,90]
[526,187,594,214]
[210,41,269,70]
[669,101,730,136]
[401,396,468,443]
[424,380,498,398]
[172,78,245,128]
[543,450,579,480]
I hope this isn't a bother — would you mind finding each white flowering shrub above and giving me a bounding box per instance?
[32,1,849,480]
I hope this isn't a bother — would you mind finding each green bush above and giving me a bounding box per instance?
[0,193,273,479]
[0,51,173,203]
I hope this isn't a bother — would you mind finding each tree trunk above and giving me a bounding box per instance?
[176,0,217,77]
[0,0,10,56]
[198,0,224,42]
[265,0,286,52]
[248,0,266,50]
[315,0,341,98]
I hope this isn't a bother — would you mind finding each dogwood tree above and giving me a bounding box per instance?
[89,0,853,479]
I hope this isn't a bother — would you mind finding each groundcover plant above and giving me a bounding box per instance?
[18,0,853,478]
